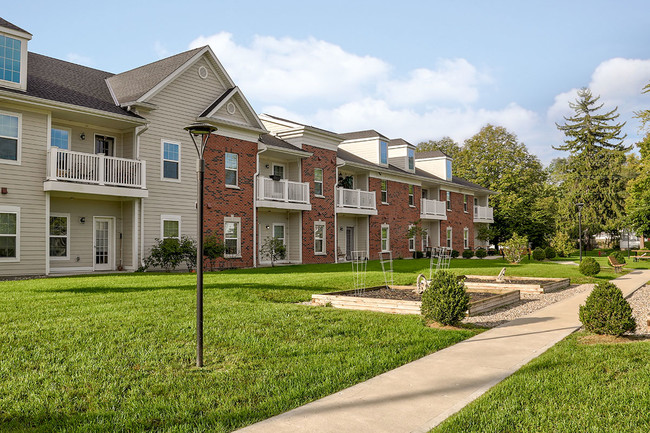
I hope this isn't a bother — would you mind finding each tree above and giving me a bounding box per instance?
[626,84,650,244]
[260,237,286,267]
[554,88,630,248]
[416,136,461,159]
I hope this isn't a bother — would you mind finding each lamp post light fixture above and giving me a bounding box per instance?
[184,122,217,368]
[576,203,584,263]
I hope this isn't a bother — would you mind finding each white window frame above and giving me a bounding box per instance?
[0,205,19,262]
[408,224,415,252]
[446,191,451,210]
[464,227,469,249]
[464,195,469,213]
[314,168,324,197]
[0,34,27,90]
[408,185,414,206]
[161,139,181,182]
[50,126,71,150]
[314,221,326,255]
[0,110,21,165]
[272,223,286,246]
[224,217,241,258]
[160,215,181,240]
[380,179,388,204]
[225,152,238,187]
[446,227,453,249]
[272,163,285,180]
[381,224,390,252]
[49,213,70,260]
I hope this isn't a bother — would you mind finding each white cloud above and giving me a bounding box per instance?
[154,41,169,59]
[66,53,93,67]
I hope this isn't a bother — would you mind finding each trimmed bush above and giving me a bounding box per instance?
[609,251,626,265]
[579,257,600,276]
[421,270,469,326]
[451,249,460,258]
[475,248,487,259]
[544,246,556,260]
[532,247,546,261]
[579,281,636,335]
[462,249,474,259]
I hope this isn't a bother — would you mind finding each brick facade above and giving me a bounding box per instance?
[300,144,337,264]
[203,135,257,269]
[440,190,475,252]
[368,177,421,260]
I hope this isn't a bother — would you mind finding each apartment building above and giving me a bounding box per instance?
[0,17,494,277]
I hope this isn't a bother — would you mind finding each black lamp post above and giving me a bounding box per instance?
[184,122,217,368]
[576,203,584,263]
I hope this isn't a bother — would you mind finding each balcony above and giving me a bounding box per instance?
[256,177,311,211]
[336,187,377,215]
[474,205,494,223]
[420,198,447,220]
[44,148,148,198]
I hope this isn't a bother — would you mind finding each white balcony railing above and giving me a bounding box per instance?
[474,205,494,222]
[420,198,447,218]
[336,187,376,210]
[47,148,146,189]
[257,177,310,204]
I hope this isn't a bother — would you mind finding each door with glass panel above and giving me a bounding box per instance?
[93,217,113,271]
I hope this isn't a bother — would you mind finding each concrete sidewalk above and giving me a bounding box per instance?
[236,270,650,433]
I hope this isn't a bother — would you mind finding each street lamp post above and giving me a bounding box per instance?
[184,122,217,368]
[576,203,584,263]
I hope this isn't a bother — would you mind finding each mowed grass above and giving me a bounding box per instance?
[433,332,650,433]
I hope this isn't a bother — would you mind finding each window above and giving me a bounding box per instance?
[95,135,114,156]
[0,206,19,261]
[464,228,469,249]
[224,218,241,257]
[446,159,453,181]
[314,221,326,254]
[0,35,21,84]
[408,148,415,170]
[314,168,323,196]
[464,195,468,212]
[0,112,20,163]
[380,140,388,165]
[446,191,451,210]
[161,215,181,240]
[273,224,285,245]
[381,180,388,203]
[272,164,285,179]
[408,185,414,206]
[51,128,70,150]
[162,140,180,180]
[381,224,390,252]
[422,228,430,250]
[408,225,415,251]
[446,227,452,249]
[225,152,238,186]
[49,214,69,259]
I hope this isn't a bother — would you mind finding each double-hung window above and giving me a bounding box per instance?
[464,228,469,249]
[408,225,415,251]
[380,180,388,203]
[446,191,451,210]
[161,215,181,240]
[314,221,326,254]
[464,195,468,212]
[49,214,69,259]
[162,140,180,180]
[225,152,238,186]
[0,112,20,163]
[381,224,390,252]
[224,218,241,257]
[0,206,19,261]
[446,227,453,249]
[314,168,323,196]
[408,185,414,206]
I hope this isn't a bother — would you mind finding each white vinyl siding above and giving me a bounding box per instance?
[381,224,390,252]
[0,111,21,164]
[224,217,241,257]
[161,215,181,240]
[225,152,238,187]
[49,213,70,260]
[314,221,325,255]
[0,206,19,261]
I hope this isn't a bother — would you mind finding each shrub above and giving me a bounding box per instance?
[550,231,573,258]
[579,257,600,276]
[579,281,636,335]
[260,237,286,267]
[532,247,546,261]
[413,250,424,259]
[180,236,197,272]
[420,270,469,326]
[544,246,556,260]
[475,248,487,259]
[609,251,626,265]
[462,249,474,259]
[204,235,225,271]
[502,233,529,264]
[144,238,184,272]
[451,249,460,258]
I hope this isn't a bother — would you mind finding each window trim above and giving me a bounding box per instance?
[225,152,238,187]
[94,133,115,156]
[272,223,286,246]
[224,217,242,258]
[49,213,70,260]
[50,126,71,150]
[380,179,388,204]
[314,168,324,197]
[0,110,21,165]
[381,224,390,252]
[408,185,414,207]
[464,227,469,249]
[0,34,27,90]
[408,224,415,252]
[446,227,453,249]
[464,195,469,213]
[314,220,326,255]
[0,205,19,262]
[160,215,181,240]
[272,163,285,180]
[161,139,181,182]
[446,191,451,211]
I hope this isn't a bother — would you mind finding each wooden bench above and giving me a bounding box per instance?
[608,256,626,273]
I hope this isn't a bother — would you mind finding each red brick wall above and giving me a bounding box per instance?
[368,178,421,260]
[440,190,475,252]
[203,135,257,269]
[301,145,337,264]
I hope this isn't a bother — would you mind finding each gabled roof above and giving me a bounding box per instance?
[340,129,389,141]
[415,150,449,159]
[259,133,310,154]
[199,87,267,133]
[107,47,204,105]
[388,138,414,147]
[0,18,31,36]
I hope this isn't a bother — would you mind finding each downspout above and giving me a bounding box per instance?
[334,159,345,263]
[134,124,149,268]
[253,142,268,268]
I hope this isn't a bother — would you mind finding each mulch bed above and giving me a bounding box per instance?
[344,287,495,302]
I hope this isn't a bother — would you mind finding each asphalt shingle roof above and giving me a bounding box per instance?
[0,18,31,35]
[259,133,306,153]
[415,150,448,159]
[339,130,389,141]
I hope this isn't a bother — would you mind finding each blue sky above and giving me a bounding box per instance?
[5,1,650,164]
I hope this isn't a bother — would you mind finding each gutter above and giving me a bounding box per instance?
[134,124,149,268]
[253,142,269,267]
[334,159,346,263]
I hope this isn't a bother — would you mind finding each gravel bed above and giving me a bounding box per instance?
[627,284,650,335]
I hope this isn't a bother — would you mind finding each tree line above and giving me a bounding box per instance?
[417,85,650,251]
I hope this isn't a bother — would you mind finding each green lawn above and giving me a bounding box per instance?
[433,332,650,433]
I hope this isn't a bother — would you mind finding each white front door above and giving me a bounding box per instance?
[94,217,113,271]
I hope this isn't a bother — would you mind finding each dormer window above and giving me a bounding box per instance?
[380,141,388,165]
[0,35,21,84]
[446,159,453,181]
[408,148,415,170]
